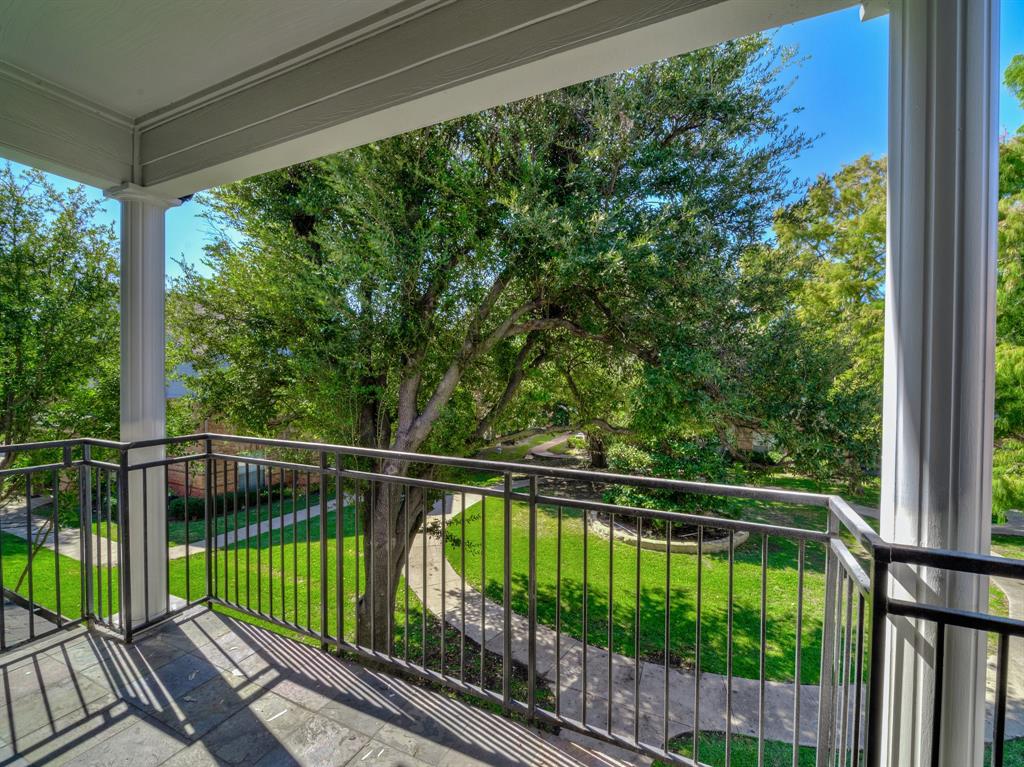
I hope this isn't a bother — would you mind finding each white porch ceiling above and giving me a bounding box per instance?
[0,0,412,118]
[0,0,857,197]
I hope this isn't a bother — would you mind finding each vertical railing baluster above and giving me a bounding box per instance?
[607,511,614,736]
[25,469,35,638]
[319,454,328,649]
[527,476,537,719]
[460,490,467,683]
[52,468,62,627]
[243,461,250,609]
[106,469,113,620]
[335,453,343,645]
[840,575,854,767]
[758,533,768,767]
[94,469,103,623]
[292,470,299,626]
[583,505,590,730]
[142,467,150,624]
[928,621,946,767]
[421,486,428,670]
[695,525,703,763]
[726,529,734,767]
[793,539,805,767]
[480,494,486,689]
[233,462,239,608]
[279,468,286,622]
[404,484,411,662]
[829,566,846,763]
[852,592,866,767]
[256,462,263,616]
[634,518,641,746]
[267,467,274,617]
[555,504,562,717]
[441,484,448,679]
[164,464,170,615]
[503,472,512,711]
[81,447,94,628]
[185,460,192,605]
[306,471,311,632]
[204,438,214,605]
[118,447,133,641]
[993,631,1009,767]
[384,479,392,658]
[865,553,890,767]
[662,522,669,752]
[817,520,840,767]
[353,474,360,646]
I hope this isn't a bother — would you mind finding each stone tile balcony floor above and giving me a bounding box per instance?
[0,606,648,766]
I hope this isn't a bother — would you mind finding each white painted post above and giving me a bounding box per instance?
[879,1,999,765]
[105,183,181,627]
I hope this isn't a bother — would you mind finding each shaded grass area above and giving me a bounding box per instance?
[0,531,118,621]
[656,733,816,767]
[446,498,829,684]
[748,471,881,510]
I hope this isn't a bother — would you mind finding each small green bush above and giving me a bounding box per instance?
[604,439,747,537]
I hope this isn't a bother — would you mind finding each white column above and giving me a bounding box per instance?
[105,182,181,627]
[880,1,999,765]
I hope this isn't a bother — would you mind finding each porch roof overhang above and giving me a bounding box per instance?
[0,0,855,198]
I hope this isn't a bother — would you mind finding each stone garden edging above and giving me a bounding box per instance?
[586,512,749,554]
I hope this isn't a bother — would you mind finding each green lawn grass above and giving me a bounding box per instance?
[748,471,881,510]
[656,733,816,767]
[475,431,565,462]
[166,507,550,709]
[653,734,1024,767]
[0,531,118,623]
[446,498,829,684]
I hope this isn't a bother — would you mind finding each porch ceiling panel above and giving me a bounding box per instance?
[0,0,855,197]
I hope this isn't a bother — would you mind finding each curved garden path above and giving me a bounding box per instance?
[408,486,825,747]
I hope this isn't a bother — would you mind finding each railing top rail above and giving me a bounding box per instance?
[0,436,128,455]
[828,495,885,550]
[200,432,835,508]
[886,541,1024,578]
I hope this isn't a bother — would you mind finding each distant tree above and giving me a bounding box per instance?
[0,164,119,472]
[171,36,809,647]
[993,53,1024,519]
[770,155,886,490]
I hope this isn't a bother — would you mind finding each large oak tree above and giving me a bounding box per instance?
[170,36,809,646]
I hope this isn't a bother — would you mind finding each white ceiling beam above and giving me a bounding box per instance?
[0,62,132,188]
[139,0,854,196]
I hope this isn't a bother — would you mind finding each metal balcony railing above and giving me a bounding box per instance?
[0,434,1020,766]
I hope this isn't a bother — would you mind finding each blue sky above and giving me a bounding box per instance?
[9,2,1024,280]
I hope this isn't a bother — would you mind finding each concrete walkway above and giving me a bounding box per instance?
[407,488,826,748]
[528,433,576,460]
[0,495,344,567]
[0,496,120,566]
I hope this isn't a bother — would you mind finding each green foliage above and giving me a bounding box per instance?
[169,36,808,473]
[604,439,747,531]
[767,155,887,490]
[993,439,1024,524]
[0,165,119,467]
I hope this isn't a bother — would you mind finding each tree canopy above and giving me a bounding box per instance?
[0,165,119,470]
[170,36,811,462]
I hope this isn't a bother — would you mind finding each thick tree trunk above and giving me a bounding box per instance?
[354,464,427,652]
